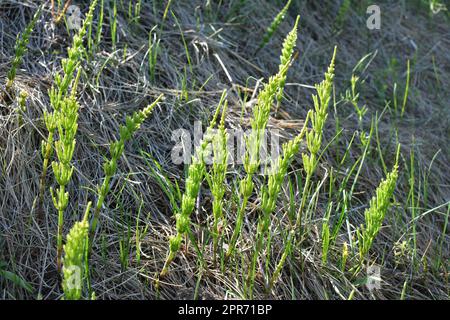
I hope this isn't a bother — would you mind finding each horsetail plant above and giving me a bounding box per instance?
[247,112,310,297]
[89,94,164,248]
[346,74,367,126]
[16,90,28,126]
[304,47,337,169]
[270,47,337,289]
[259,0,292,50]
[51,70,82,271]
[226,75,279,259]
[357,147,399,264]
[48,1,98,271]
[62,202,92,300]
[160,97,225,277]
[322,120,375,265]
[88,0,104,54]
[3,6,42,99]
[262,122,311,219]
[40,0,98,211]
[299,46,337,228]
[334,0,351,30]
[276,15,300,113]
[205,91,229,265]
[227,19,300,261]
[49,0,97,105]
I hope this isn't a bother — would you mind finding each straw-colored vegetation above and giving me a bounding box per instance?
[0,0,448,300]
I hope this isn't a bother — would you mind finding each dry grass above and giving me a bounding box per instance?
[0,0,449,299]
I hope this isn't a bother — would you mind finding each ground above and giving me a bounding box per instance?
[0,0,449,300]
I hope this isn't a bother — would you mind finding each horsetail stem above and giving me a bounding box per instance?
[160,95,225,277]
[357,147,400,263]
[247,112,310,297]
[89,94,164,250]
[4,5,42,97]
[259,0,293,50]
[297,46,337,230]
[270,47,337,290]
[39,0,98,219]
[206,91,229,265]
[61,202,91,300]
[275,15,300,114]
[226,17,300,261]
